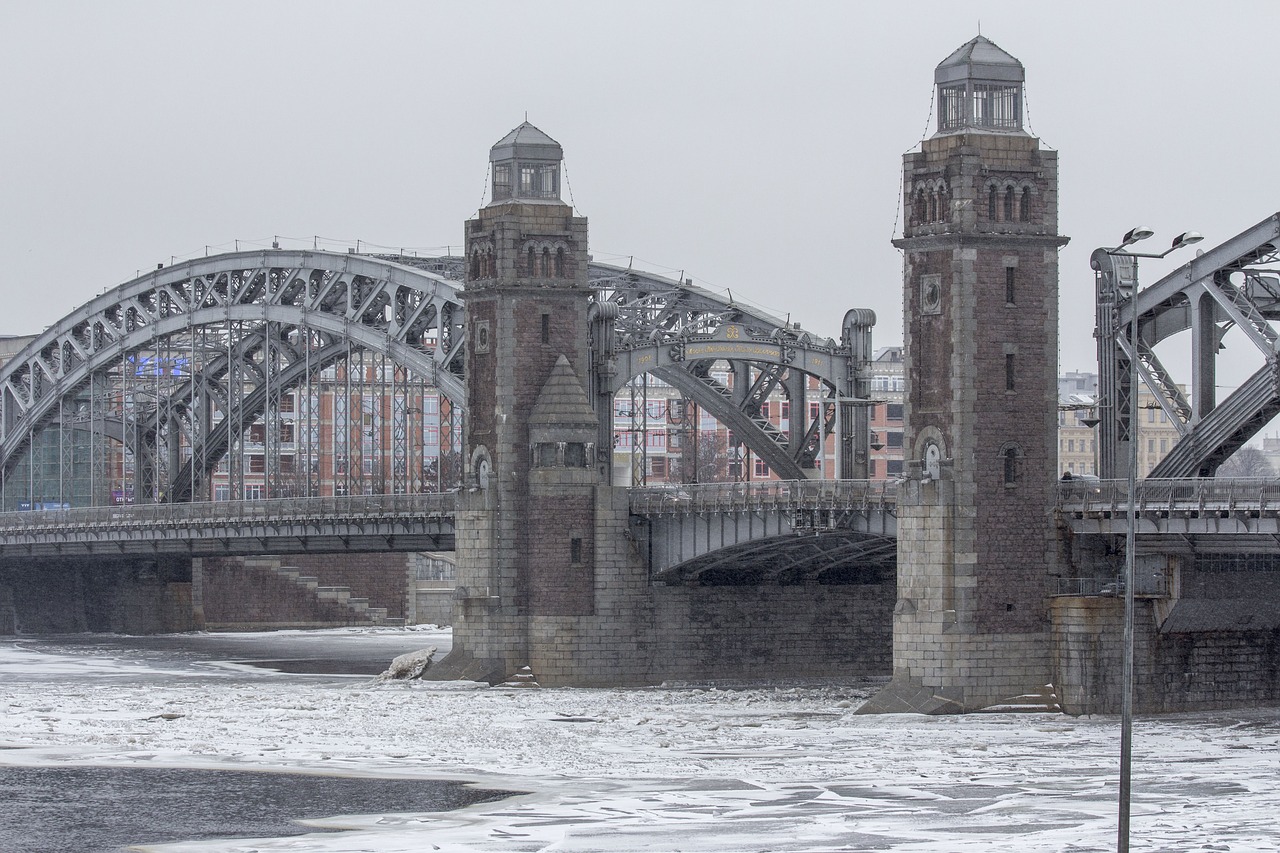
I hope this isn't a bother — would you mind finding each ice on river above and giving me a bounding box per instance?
[1,631,1278,852]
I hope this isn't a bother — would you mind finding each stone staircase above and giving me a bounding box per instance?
[244,558,403,626]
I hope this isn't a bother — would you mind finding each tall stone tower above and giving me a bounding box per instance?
[445,123,601,683]
[860,37,1069,713]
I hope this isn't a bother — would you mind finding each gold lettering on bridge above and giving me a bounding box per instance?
[683,343,782,359]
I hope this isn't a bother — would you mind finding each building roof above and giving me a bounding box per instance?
[490,121,563,163]
[935,35,1024,85]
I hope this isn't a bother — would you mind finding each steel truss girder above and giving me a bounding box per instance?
[2,251,873,502]
[0,251,466,480]
[1097,213,1280,479]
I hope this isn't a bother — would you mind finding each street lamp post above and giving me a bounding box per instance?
[1096,227,1202,853]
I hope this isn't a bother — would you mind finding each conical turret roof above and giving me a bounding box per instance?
[490,121,563,163]
[529,355,597,429]
[935,35,1024,85]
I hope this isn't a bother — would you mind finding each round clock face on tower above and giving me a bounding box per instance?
[920,274,942,315]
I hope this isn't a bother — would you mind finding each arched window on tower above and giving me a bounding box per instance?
[988,185,998,222]
[1004,186,1014,221]
[470,251,480,280]
[1002,445,1021,485]
[915,189,926,225]
[542,247,552,278]
[526,246,536,277]
[1020,187,1031,222]
[555,247,566,277]
[928,193,937,223]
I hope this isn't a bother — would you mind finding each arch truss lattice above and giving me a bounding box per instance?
[0,251,877,505]
[1093,213,1280,478]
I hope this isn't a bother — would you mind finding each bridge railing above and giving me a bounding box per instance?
[0,492,457,535]
[629,479,897,516]
[1052,573,1169,598]
[1057,477,1280,513]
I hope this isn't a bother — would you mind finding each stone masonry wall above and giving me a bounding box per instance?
[517,488,895,686]
[198,553,409,629]
[1051,596,1280,714]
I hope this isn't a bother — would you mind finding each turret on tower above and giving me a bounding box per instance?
[446,122,600,685]
[860,36,1069,714]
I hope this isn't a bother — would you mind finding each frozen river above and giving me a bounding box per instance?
[1,628,1278,852]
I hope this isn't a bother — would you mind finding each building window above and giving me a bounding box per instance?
[541,313,550,345]
[555,247,566,277]
[1005,353,1016,391]
[565,443,587,468]
[1005,266,1016,304]
[493,163,512,199]
[1003,447,1020,484]
[1020,186,1031,222]
[754,458,769,477]
[988,185,998,221]
[886,431,904,448]
[650,456,666,476]
[570,537,583,565]
[886,403,904,421]
[886,459,904,476]
[249,455,265,473]
[1004,186,1015,221]
[535,443,558,467]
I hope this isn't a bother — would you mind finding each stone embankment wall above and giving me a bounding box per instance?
[1052,563,1280,714]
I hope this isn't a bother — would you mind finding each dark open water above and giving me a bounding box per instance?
[0,765,511,853]
[1,630,515,852]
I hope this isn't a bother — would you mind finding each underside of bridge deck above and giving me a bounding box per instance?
[655,530,896,586]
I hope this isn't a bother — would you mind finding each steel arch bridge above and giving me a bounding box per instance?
[0,249,874,507]
[1093,213,1280,478]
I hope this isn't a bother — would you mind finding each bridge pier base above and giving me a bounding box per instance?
[437,484,895,686]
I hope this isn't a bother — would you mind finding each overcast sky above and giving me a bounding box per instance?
[2,0,1276,383]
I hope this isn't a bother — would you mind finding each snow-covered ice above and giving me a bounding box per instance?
[1,630,1277,852]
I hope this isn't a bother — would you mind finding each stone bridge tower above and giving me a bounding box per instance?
[443,123,604,683]
[861,37,1069,713]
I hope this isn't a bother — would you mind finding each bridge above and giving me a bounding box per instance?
[1,104,1278,709]
[0,493,455,558]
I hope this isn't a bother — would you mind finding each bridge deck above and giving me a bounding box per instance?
[0,494,456,558]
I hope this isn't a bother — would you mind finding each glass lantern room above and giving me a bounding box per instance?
[489,122,563,204]
[934,36,1025,134]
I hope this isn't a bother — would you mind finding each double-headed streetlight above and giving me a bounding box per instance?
[1099,226,1202,853]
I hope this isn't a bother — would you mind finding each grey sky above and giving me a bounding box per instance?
[1,0,1276,384]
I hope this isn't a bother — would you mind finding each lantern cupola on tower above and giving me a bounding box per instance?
[489,121,563,205]
[934,35,1025,135]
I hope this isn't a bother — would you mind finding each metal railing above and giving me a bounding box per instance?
[629,479,897,516]
[0,492,456,536]
[1057,477,1280,514]
[1053,572,1169,598]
